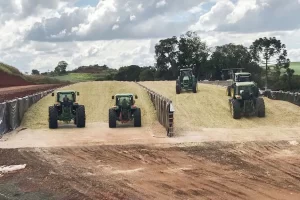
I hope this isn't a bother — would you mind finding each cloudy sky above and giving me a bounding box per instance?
[0,0,300,73]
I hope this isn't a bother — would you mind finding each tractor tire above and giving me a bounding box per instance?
[134,108,142,127]
[256,97,266,118]
[192,83,197,93]
[176,85,181,94]
[231,99,241,119]
[76,105,86,128]
[49,106,58,129]
[109,109,117,128]
[226,86,231,96]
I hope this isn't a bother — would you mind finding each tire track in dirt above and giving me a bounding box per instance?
[1,141,300,199]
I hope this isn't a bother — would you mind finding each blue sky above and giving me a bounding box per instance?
[75,0,99,7]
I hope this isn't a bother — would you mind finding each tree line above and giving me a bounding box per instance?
[31,31,299,91]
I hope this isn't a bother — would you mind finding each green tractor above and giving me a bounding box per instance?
[48,91,86,129]
[176,68,198,94]
[109,94,141,128]
[229,82,265,119]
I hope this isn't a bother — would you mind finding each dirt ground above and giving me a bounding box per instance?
[1,81,300,199]
[0,84,63,103]
[1,141,300,200]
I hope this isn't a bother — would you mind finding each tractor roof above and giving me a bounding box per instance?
[57,90,77,94]
[180,68,192,71]
[115,93,134,97]
[235,72,251,76]
[235,82,255,87]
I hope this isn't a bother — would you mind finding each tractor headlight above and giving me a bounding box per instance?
[235,95,242,99]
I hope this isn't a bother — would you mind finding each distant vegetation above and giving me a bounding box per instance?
[0,62,69,85]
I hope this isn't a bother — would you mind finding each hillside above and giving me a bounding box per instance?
[50,65,117,83]
[0,62,69,87]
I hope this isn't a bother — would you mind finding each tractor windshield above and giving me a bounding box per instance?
[58,93,74,102]
[181,70,192,77]
[237,86,255,95]
[237,75,251,82]
[116,96,133,107]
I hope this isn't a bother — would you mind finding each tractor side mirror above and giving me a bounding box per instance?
[112,96,115,99]
[135,95,138,99]
[51,93,54,96]
[77,92,80,96]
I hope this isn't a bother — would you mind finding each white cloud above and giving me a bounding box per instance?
[112,24,119,30]
[130,14,136,21]
[1,0,300,73]
[190,0,235,31]
[156,0,167,8]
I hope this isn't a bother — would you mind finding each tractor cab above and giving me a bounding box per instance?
[234,72,252,82]
[52,91,79,104]
[231,82,259,100]
[180,68,193,81]
[112,94,138,107]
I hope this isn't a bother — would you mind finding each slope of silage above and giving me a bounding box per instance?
[22,81,157,129]
[140,81,300,132]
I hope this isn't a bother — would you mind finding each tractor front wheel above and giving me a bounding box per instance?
[231,99,241,119]
[192,82,197,93]
[76,105,86,128]
[134,108,142,127]
[49,106,58,129]
[227,86,231,96]
[256,97,265,117]
[109,109,117,128]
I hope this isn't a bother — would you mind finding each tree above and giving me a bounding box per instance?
[210,43,261,80]
[31,69,40,75]
[250,37,288,89]
[178,31,210,80]
[114,65,141,81]
[139,67,155,81]
[54,61,68,75]
[154,36,178,80]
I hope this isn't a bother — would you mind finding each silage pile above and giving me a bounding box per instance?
[22,81,157,129]
[140,81,300,132]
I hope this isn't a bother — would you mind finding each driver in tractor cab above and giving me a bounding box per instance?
[62,95,71,107]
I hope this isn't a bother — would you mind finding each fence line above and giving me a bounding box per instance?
[136,83,175,137]
[0,88,62,136]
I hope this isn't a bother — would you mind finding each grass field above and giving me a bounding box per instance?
[290,62,300,75]
[52,72,115,82]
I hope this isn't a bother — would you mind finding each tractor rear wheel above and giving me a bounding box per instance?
[109,109,117,128]
[231,99,241,119]
[49,106,58,129]
[256,97,265,117]
[227,86,231,96]
[134,108,142,127]
[192,82,197,93]
[76,105,86,128]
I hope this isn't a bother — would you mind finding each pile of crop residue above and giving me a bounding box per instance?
[22,82,157,129]
[140,81,300,132]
